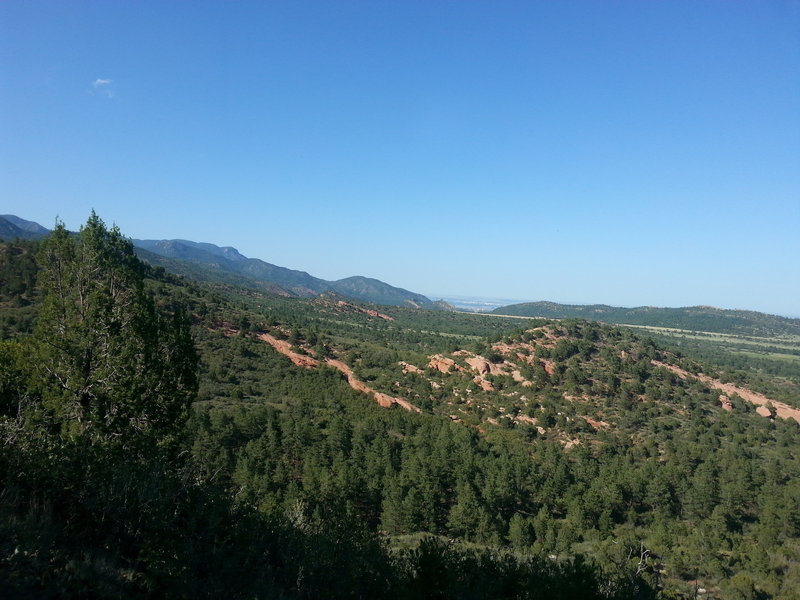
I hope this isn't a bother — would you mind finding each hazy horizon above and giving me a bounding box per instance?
[7,211,800,320]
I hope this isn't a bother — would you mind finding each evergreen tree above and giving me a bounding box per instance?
[33,213,197,451]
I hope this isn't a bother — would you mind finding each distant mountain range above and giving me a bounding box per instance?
[5,215,795,328]
[134,238,441,308]
[0,215,50,241]
[0,215,441,309]
[492,301,800,337]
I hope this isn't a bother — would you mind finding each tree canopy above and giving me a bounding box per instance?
[32,213,197,450]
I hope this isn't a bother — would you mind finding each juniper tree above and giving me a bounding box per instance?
[34,212,197,451]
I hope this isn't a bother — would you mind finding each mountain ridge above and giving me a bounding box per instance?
[133,237,438,307]
[0,215,440,309]
[0,215,51,241]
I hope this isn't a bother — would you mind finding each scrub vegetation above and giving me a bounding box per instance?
[1,216,799,599]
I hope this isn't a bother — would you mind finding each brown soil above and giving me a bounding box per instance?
[652,361,800,424]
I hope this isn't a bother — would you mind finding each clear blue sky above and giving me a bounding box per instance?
[2,1,799,316]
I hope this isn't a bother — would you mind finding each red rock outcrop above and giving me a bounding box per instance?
[257,332,419,413]
[428,355,460,373]
[652,360,800,424]
[258,333,320,368]
[399,361,424,374]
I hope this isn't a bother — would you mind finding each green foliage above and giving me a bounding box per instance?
[2,215,800,598]
[494,301,800,337]
[0,241,40,337]
[32,214,198,450]
[135,238,442,308]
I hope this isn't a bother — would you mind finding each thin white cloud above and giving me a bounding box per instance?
[91,78,115,98]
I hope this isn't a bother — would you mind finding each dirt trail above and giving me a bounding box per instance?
[652,360,800,424]
[258,333,420,413]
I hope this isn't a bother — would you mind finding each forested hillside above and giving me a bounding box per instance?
[2,217,799,599]
[0,215,441,309]
[492,301,800,337]
[0,215,50,241]
[491,302,800,408]
[133,239,440,308]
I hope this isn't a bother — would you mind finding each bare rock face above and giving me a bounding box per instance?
[428,355,458,373]
[399,361,423,375]
[473,376,494,391]
[584,417,611,430]
[374,392,395,408]
[652,360,800,424]
[258,333,320,368]
[511,369,526,383]
[720,395,734,412]
[466,356,491,374]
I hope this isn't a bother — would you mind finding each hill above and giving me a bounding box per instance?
[3,215,800,598]
[164,280,800,599]
[328,275,434,307]
[134,238,327,295]
[134,238,441,308]
[0,216,440,309]
[2,226,661,598]
[493,301,800,337]
[0,215,50,241]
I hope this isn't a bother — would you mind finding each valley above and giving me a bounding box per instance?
[1,218,799,599]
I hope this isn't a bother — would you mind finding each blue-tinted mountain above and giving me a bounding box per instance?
[1,216,440,308]
[133,238,326,296]
[0,215,51,241]
[134,238,440,307]
[329,276,434,308]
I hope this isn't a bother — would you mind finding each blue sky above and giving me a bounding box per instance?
[2,1,799,316]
